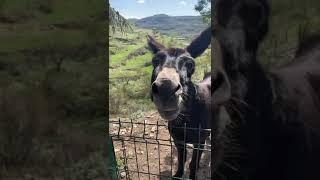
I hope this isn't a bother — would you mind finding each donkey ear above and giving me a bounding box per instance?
[147,35,165,54]
[186,27,211,58]
[238,0,270,42]
[215,0,269,44]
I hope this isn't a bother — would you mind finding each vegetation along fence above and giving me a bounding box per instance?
[109,118,211,180]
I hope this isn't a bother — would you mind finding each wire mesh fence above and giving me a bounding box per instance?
[109,117,211,180]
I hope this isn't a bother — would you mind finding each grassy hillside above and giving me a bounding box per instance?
[0,0,107,178]
[109,27,211,118]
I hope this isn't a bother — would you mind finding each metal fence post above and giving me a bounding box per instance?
[107,136,119,180]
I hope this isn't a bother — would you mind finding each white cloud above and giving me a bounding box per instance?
[126,15,142,19]
[136,0,145,3]
[179,1,187,6]
[119,11,142,19]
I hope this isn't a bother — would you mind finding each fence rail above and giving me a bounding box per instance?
[109,118,211,180]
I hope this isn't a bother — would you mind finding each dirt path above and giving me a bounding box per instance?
[109,112,211,180]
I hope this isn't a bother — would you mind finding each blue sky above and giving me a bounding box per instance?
[109,0,201,19]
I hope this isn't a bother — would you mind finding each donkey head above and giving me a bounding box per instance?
[147,28,211,121]
[212,0,270,107]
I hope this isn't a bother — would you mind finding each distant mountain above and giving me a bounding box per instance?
[132,14,208,39]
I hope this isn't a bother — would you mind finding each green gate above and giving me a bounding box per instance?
[107,136,119,180]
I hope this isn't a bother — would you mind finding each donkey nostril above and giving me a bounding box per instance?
[152,82,159,94]
[175,84,182,93]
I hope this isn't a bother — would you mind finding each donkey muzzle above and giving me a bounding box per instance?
[152,79,181,99]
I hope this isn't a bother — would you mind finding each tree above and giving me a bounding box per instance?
[194,0,211,24]
[108,2,132,34]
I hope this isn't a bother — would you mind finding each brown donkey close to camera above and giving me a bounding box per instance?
[147,28,211,179]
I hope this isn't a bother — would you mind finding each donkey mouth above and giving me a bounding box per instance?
[158,109,180,121]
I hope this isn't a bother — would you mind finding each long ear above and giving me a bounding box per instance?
[147,35,165,54]
[186,27,211,58]
[215,0,269,45]
[238,0,270,43]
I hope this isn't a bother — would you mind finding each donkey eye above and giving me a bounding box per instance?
[152,53,166,67]
[185,61,195,70]
[152,58,164,67]
[212,72,224,92]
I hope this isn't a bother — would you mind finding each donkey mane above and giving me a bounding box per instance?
[166,48,186,57]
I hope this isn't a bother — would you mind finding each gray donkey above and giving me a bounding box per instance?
[147,28,211,179]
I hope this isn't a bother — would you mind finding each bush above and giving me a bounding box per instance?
[0,83,53,168]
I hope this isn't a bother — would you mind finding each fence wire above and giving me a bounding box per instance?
[109,118,211,180]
